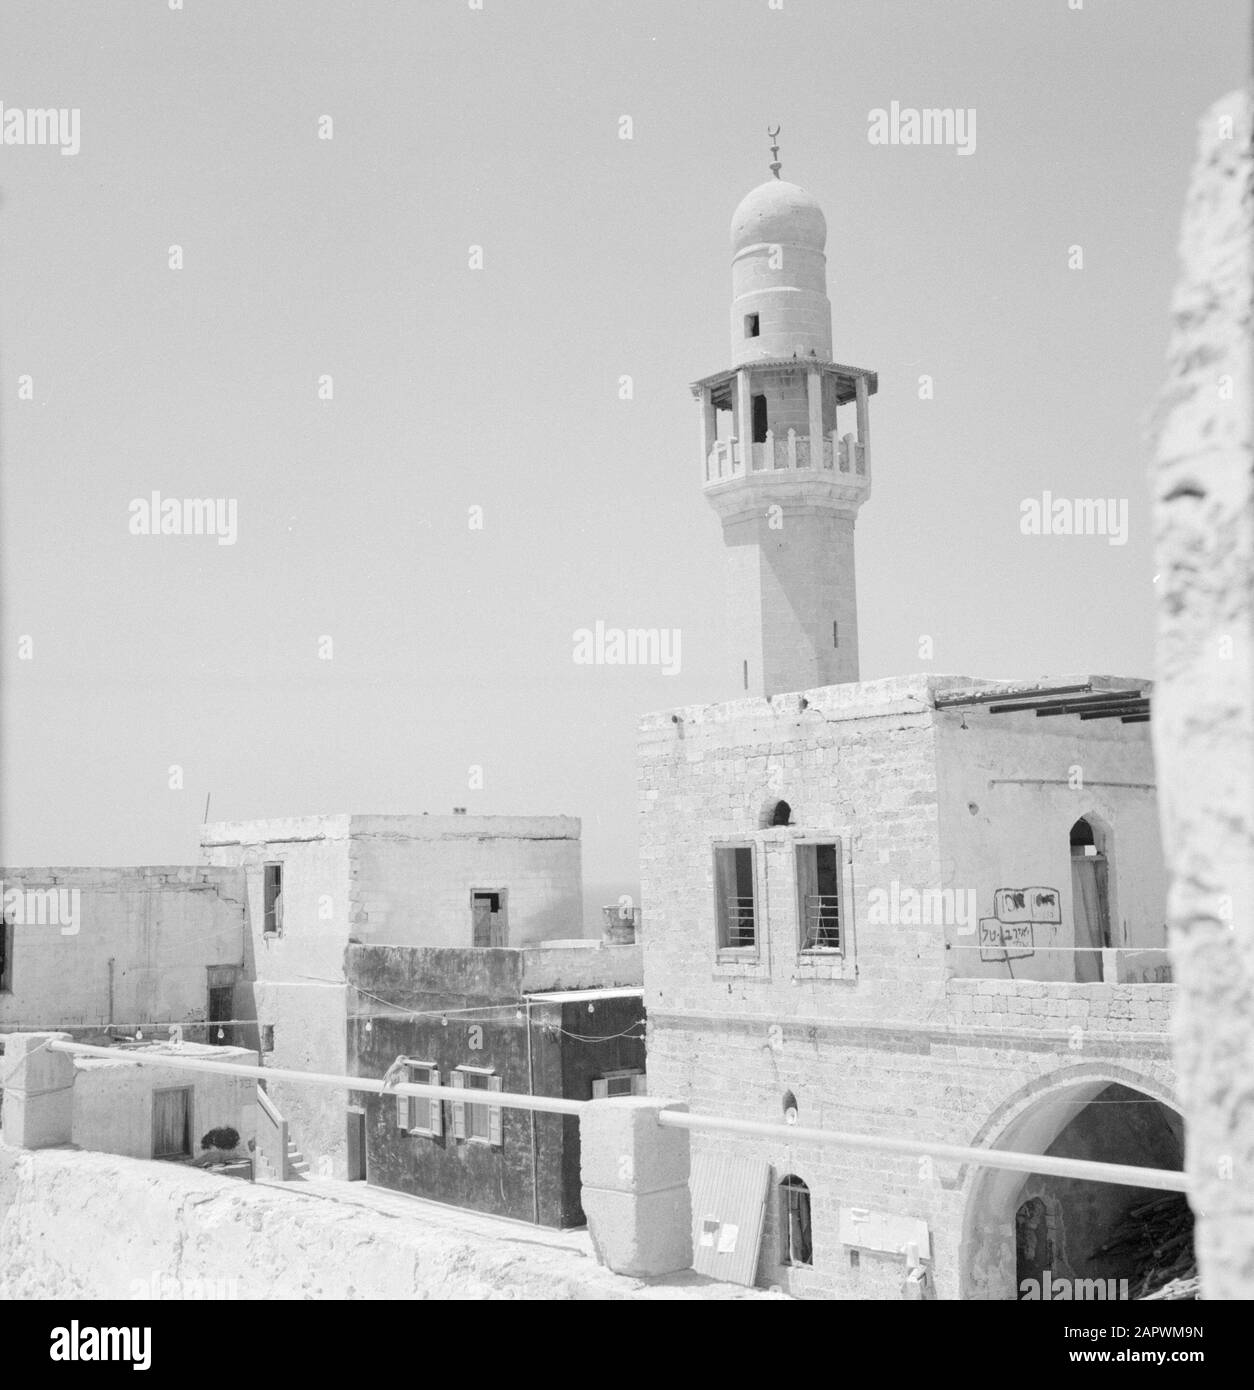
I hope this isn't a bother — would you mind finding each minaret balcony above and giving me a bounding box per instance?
[705,429,867,486]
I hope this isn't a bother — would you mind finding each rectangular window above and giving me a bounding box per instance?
[396,1061,443,1138]
[592,1069,646,1099]
[796,841,843,953]
[263,863,283,936]
[745,312,760,338]
[0,911,12,993]
[715,844,757,952]
[471,889,507,947]
[260,1024,275,1054]
[452,1067,503,1147]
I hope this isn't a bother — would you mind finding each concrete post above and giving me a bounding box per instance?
[699,387,716,480]
[1,1032,75,1150]
[580,1097,692,1278]
[855,374,870,465]
[736,368,753,473]
[1152,86,1254,1301]
[806,367,823,469]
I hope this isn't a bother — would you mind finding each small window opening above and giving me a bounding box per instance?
[714,845,757,950]
[745,313,760,338]
[770,800,792,827]
[782,1089,798,1125]
[260,1024,275,1053]
[832,620,839,649]
[263,863,283,935]
[751,393,768,444]
[780,1175,813,1266]
[743,659,749,691]
[796,842,842,952]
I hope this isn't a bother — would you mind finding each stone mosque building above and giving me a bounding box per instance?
[638,157,1185,1299]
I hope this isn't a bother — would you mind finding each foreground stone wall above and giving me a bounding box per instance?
[1153,85,1254,1301]
[0,1144,766,1301]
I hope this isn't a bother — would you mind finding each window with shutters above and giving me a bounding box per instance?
[714,843,758,954]
[592,1069,646,1099]
[451,1066,503,1147]
[395,1060,443,1138]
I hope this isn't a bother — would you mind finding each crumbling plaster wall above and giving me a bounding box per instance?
[935,704,1166,981]
[0,867,245,1030]
[1153,85,1254,1300]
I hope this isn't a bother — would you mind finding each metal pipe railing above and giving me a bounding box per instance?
[657,1110,1189,1193]
[45,1040,586,1116]
[43,1039,1189,1192]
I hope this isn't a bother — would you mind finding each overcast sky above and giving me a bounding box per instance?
[1,0,1248,914]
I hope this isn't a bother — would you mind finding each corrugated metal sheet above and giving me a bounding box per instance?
[690,1151,772,1286]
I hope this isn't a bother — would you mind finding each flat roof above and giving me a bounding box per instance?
[524,987,645,1005]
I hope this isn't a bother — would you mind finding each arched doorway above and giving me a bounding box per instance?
[961,1071,1190,1300]
[1070,816,1112,982]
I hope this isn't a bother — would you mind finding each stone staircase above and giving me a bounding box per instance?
[255,1084,309,1182]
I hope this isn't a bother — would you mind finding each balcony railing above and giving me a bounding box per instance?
[800,895,842,952]
[720,896,756,948]
[705,429,867,485]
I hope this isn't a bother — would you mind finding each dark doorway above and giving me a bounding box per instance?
[751,394,768,444]
[208,985,234,1046]
[347,1109,366,1181]
[1070,817,1111,983]
[152,1087,192,1160]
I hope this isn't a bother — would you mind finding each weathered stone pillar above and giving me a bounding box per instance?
[1,1032,75,1150]
[1152,85,1254,1301]
[580,1097,692,1278]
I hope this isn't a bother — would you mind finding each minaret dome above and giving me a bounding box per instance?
[728,178,833,366]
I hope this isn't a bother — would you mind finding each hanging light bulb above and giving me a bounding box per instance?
[217,1026,225,1041]
[135,1028,143,1041]
[364,1019,373,1034]
[587,1003,595,1015]
[441,1014,448,1028]
[515,1009,523,1021]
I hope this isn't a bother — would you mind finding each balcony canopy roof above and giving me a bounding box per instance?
[690,358,878,407]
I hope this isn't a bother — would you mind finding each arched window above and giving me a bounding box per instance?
[782,1089,798,1125]
[780,1174,812,1266]
[1070,816,1111,983]
[770,800,792,827]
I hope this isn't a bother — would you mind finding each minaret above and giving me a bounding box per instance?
[692,133,876,699]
